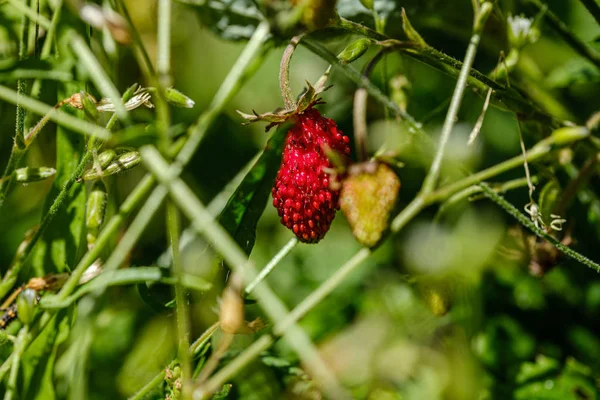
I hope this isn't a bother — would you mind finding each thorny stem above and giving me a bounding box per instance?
[421,2,492,194]
[480,183,600,272]
[279,34,304,110]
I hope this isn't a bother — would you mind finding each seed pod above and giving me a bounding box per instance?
[80,150,141,181]
[14,167,56,183]
[97,149,117,169]
[16,288,38,326]
[86,180,108,247]
[337,38,372,64]
[340,162,400,247]
[165,87,195,108]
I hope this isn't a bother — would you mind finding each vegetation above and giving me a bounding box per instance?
[0,0,600,399]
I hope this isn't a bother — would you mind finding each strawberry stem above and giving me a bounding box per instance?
[279,34,304,110]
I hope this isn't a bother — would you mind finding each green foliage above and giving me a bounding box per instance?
[1,0,600,399]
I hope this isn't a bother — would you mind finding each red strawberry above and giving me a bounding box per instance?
[272,108,351,243]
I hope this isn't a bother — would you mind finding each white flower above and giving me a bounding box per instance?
[507,14,539,49]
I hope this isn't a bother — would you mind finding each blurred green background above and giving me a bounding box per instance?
[1,0,600,398]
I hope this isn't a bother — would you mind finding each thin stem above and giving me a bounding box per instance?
[167,201,192,400]
[15,11,28,150]
[58,19,270,300]
[333,17,552,123]
[245,237,298,294]
[527,0,600,68]
[3,326,28,400]
[517,121,535,200]
[480,183,600,272]
[114,0,156,78]
[157,0,172,87]
[6,0,52,29]
[70,33,129,122]
[436,176,535,217]
[554,156,600,216]
[353,88,369,162]
[0,85,112,140]
[128,367,168,400]
[425,140,551,204]
[0,150,94,298]
[195,335,273,398]
[421,2,492,194]
[140,146,349,400]
[578,0,600,26]
[279,34,304,109]
[275,247,372,334]
[56,175,156,298]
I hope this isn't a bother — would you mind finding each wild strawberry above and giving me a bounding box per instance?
[272,108,351,243]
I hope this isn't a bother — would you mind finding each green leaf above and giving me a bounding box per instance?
[218,123,288,255]
[20,309,74,399]
[211,384,233,399]
[181,0,263,41]
[546,59,600,88]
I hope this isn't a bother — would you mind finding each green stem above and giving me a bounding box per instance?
[114,0,156,78]
[424,139,552,204]
[195,335,273,398]
[127,367,168,400]
[436,176,535,218]
[157,0,172,87]
[279,34,304,109]
[56,175,156,298]
[6,0,52,29]
[421,2,492,194]
[0,150,93,298]
[526,0,600,68]
[333,17,552,123]
[0,85,112,140]
[70,33,129,122]
[245,237,298,294]
[578,0,600,26]
[140,146,349,400]
[3,326,28,400]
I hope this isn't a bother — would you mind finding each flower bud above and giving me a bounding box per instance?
[81,150,141,181]
[337,38,372,64]
[16,288,38,326]
[340,162,400,247]
[97,149,117,169]
[86,180,108,247]
[165,87,195,108]
[14,167,56,183]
